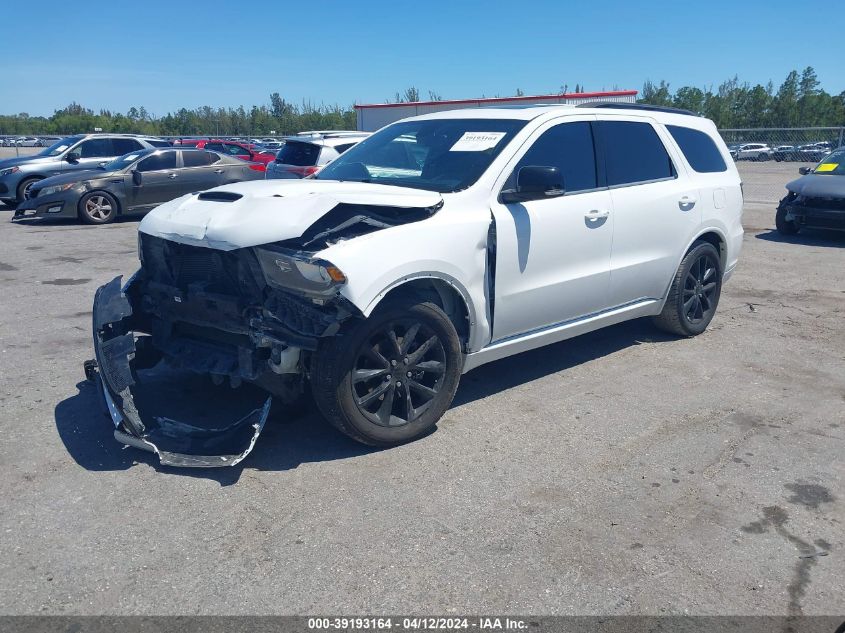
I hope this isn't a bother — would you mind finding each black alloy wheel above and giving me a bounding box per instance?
[311,300,463,446]
[653,241,723,337]
[682,251,719,325]
[351,319,447,427]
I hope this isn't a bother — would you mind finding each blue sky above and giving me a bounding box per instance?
[2,0,841,117]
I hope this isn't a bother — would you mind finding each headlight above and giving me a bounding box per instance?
[254,245,346,297]
[37,182,76,197]
[0,166,20,177]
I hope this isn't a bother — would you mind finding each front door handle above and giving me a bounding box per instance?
[585,209,610,220]
[214,169,224,174]
[168,173,177,179]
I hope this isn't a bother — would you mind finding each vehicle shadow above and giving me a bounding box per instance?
[453,317,675,407]
[755,229,845,248]
[55,318,675,485]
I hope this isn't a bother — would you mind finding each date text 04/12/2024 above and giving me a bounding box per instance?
[307,617,529,630]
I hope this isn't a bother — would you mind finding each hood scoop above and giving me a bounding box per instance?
[197,191,243,202]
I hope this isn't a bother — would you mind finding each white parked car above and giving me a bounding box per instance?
[265,131,370,179]
[731,143,772,161]
[90,104,743,465]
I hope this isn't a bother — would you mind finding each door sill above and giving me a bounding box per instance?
[462,299,659,373]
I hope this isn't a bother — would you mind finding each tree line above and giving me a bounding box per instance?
[0,93,356,137]
[639,67,844,129]
[1,68,843,137]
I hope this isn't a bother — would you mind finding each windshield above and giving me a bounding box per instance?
[101,149,154,171]
[315,119,527,193]
[814,148,844,175]
[39,135,85,157]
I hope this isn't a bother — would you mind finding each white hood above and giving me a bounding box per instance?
[139,179,443,250]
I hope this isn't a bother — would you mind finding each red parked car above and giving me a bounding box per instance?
[173,139,275,169]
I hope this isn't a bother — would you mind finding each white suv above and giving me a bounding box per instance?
[265,131,370,179]
[91,104,743,465]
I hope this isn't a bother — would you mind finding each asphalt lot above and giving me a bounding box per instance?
[0,158,843,616]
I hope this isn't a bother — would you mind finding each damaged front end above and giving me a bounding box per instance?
[88,187,444,467]
[783,192,845,232]
[90,275,274,467]
[89,235,359,467]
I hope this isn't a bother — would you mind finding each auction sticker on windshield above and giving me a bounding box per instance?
[450,132,507,152]
[816,163,838,172]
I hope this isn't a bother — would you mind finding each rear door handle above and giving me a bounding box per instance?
[585,209,610,220]
[214,169,224,174]
[168,173,177,179]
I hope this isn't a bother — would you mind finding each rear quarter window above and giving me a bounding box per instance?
[666,125,727,173]
[276,141,320,166]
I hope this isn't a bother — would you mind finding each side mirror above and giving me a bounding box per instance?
[500,166,564,204]
[132,170,143,186]
[798,166,812,175]
[65,151,80,163]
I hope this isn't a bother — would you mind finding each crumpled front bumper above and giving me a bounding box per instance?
[89,275,271,468]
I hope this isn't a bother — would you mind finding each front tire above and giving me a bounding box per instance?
[311,300,463,446]
[16,177,41,203]
[653,241,722,337]
[78,191,118,224]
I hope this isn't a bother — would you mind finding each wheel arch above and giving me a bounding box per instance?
[363,274,476,352]
[688,228,728,272]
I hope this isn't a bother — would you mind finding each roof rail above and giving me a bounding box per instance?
[579,102,699,117]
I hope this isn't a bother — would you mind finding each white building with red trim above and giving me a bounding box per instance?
[354,90,638,132]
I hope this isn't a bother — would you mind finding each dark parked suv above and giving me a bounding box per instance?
[0,134,169,204]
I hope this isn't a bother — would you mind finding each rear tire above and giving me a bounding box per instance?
[653,241,722,337]
[311,300,463,446]
[775,204,800,235]
[78,191,118,224]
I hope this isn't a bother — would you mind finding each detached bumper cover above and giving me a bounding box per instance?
[90,275,271,468]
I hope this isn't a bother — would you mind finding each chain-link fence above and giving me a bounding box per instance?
[718,127,844,206]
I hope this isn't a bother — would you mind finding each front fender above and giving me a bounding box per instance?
[321,210,493,352]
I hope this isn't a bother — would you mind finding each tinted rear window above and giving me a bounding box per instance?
[598,121,676,186]
[666,126,727,173]
[182,150,216,167]
[112,138,143,154]
[276,141,320,166]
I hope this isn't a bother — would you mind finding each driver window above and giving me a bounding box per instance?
[505,122,598,193]
[137,152,177,172]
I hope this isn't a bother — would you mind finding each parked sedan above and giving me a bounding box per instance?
[13,148,264,224]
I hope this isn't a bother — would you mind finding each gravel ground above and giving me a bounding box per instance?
[0,163,842,616]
